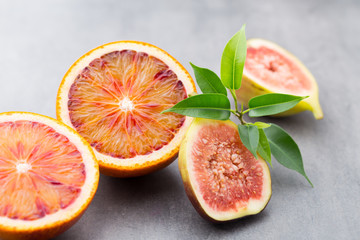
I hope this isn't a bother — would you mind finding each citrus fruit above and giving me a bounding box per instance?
[236,38,323,119]
[179,118,271,222]
[57,41,196,177]
[0,112,99,240]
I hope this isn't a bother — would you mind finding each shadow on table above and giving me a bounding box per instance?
[100,166,183,198]
[210,210,269,231]
[54,167,184,239]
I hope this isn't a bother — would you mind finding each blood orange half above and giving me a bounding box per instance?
[0,112,99,240]
[57,41,196,177]
[236,39,323,119]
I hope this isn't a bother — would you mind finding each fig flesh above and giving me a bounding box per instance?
[237,38,323,119]
[179,118,271,222]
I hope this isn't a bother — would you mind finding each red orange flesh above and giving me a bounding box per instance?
[0,120,85,221]
[68,50,186,159]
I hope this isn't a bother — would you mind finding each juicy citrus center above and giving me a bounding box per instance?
[68,50,186,159]
[245,46,311,95]
[192,123,264,212]
[0,121,86,221]
[119,97,134,112]
[16,161,32,173]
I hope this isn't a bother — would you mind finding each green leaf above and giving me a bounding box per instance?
[162,93,231,120]
[264,124,313,187]
[220,25,247,90]
[248,93,308,117]
[190,63,227,96]
[238,124,259,158]
[253,122,271,129]
[257,128,272,166]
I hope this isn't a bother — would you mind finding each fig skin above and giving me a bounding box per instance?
[237,38,323,120]
[179,118,272,222]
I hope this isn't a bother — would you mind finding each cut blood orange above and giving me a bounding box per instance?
[57,41,196,177]
[0,112,98,240]
[236,39,323,119]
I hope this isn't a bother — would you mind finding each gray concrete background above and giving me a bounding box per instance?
[0,0,359,239]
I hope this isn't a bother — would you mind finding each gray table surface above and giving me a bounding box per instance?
[0,0,359,239]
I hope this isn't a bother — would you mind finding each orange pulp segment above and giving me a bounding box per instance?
[0,120,85,221]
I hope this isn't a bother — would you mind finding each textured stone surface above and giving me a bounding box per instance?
[0,0,359,239]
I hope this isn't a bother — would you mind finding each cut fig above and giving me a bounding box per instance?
[236,38,323,119]
[179,118,271,222]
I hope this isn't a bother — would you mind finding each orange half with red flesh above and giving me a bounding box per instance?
[57,41,196,177]
[0,112,98,240]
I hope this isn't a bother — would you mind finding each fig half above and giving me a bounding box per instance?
[237,39,323,119]
[179,118,271,222]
